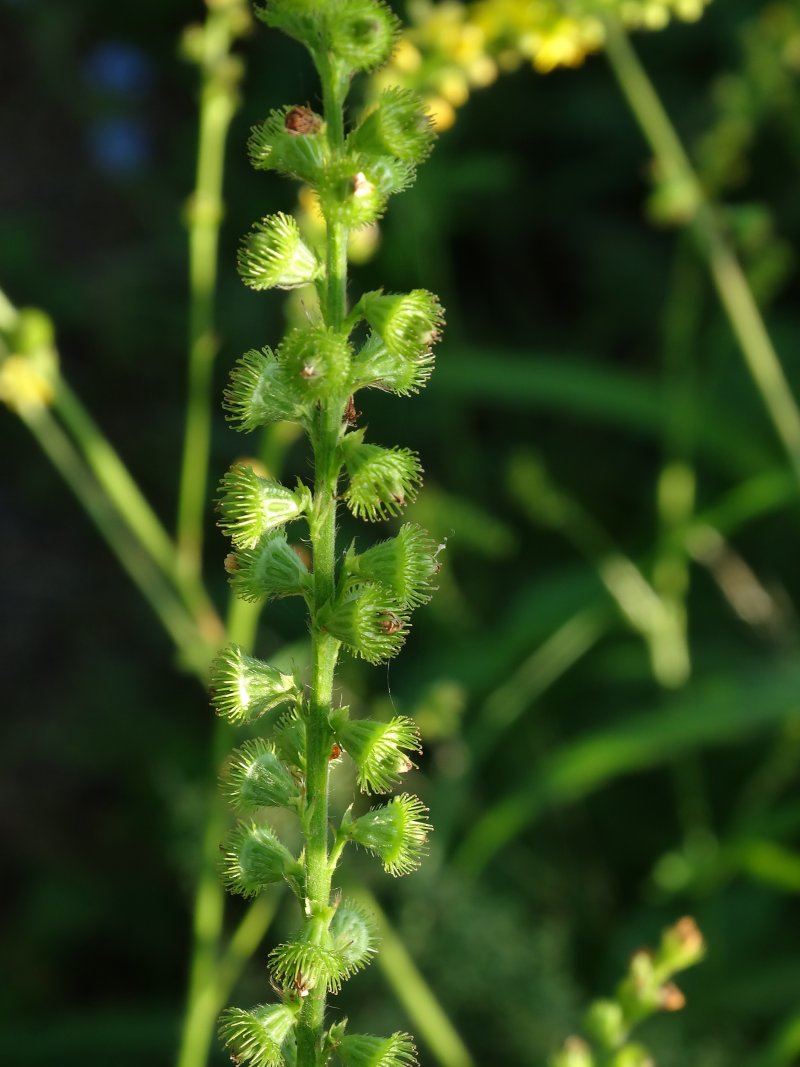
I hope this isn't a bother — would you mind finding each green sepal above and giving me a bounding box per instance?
[318,582,409,664]
[221,738,301,813]
[550,1038,595,1067]
[345,524,441,607]
[248,106,328,183]
[254,0,327,54]
[219,1001,301,1067]
[238,213,322,291]
[359,289,444,362]
[277,324,352,401]
[335,1031,418,1067]
[329,897,379,975]
[344,793,431,876]
[224,348,311,430]
[349,88,435,164]
[270,911,351,994]
[330,707,421,794]
[351,331,434,396]
[341,430,423,522]
[209,644,299,725]
[216,464,311,549]
[318,155,415,229]
[221,821,299,898]
[228,531,311,603]
[256,0,398,72]
[326,0,399,71]
[609,1045,653,1067]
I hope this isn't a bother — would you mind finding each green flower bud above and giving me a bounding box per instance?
[349,88,435,163]
[222,738,301,813]
[224,347,310,430]
[341,430,422,522]
[318,583,409,664]
[351,331,434,396]
[335,1032,418,1067]
[210,644,299,724]
[330,708,420,794]
[656,916,705,976]
[330,898,379,975]
[345,524,441,607]
[609,1045,654,1067]
[318,156,415,229]
[346,794,431,876]
[222,821,298,897]
[360,290,444,362]
[584,999,626,1051]
[217,464,310,549]
[238,213,322,291]
[327,0,399,71]
[270,915,350,994]
[219,1001,301,1067]
[229,531,311,603]
[550,1037,595,1067]
[248,106,327,183]
[277,325,352,400]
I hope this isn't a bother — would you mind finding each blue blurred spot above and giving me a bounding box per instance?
[84,41,154,95]
[88,118,150,175]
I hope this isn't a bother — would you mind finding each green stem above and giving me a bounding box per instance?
[176,9,241,583]
[20,406,212,676]
[294,53,349,1067]
[54,378,224,646]
[604,20,800,488]
[353,888,476,1067]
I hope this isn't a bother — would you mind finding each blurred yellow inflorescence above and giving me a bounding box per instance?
[373,0,711,130]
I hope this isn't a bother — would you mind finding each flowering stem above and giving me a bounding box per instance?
[294,55,350,1067]
[604,18,800,489]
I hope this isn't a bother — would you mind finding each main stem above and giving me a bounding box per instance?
[295,54,349,1067]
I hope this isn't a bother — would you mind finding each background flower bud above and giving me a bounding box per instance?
[229,531,310,602]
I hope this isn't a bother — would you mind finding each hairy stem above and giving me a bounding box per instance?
[294,53,349,1067]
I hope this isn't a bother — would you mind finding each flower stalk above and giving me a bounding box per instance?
[213,4,444,1065]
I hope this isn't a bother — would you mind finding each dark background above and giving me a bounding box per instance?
[3,0,800,1064]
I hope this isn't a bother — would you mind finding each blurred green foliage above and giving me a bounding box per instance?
[4,1,800,1065]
